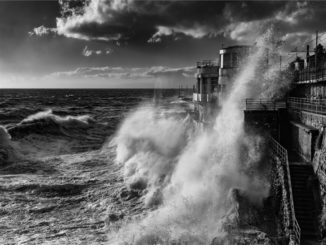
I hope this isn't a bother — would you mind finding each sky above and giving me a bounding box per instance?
[1,0,326,88]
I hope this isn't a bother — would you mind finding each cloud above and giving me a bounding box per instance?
[275,1,312,25]
[146,66,195,78]
[82,46,93,57]
[55,0,139,41]
[31,0,228,42]
[47,65,195,80]
[28,25,57,37]
[30,0,326,54]
[82,46,112,56]
[280,32,314,50]
[222,1,323,51]
[225,20,267,43]
[148,25,218,43]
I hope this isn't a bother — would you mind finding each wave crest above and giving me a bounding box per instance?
[22,109,93,127]
[8,109,94,139]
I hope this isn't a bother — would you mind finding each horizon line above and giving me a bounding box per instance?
[0,87,193,89]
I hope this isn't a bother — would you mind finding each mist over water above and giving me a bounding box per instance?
[110,30,290,244]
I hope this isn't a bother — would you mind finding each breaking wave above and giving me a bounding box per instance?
[8,109,94,139]
[108,30,289,244]
[0,110,106,159]
[115,105,198,207]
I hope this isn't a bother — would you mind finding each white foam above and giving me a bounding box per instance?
[21,109,93,127]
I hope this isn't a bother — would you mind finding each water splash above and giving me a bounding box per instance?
[109,29,291,244]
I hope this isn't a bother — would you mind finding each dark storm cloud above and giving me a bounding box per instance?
[30,0,326,51]
[30,0,285,42]
[50,0,227,42]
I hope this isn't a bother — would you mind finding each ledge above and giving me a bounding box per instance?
[289,120,318,133]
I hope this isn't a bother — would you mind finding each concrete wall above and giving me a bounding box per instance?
[244,110,280,140]
[289,121,317,162]
[289,109,326,129]
[288,109,322,161]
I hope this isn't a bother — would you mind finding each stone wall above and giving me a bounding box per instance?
[313,142,326,237]
[271,153,300,244]
[271,155,289,240]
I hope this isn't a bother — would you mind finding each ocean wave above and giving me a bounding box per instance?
[0,108,37,123]
[8,109,94,139]
[0,126,17,165]
[22,109,93,127]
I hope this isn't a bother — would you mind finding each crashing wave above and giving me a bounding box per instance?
[114,105,197,208]
[108,30,287,244]
[7,109,94,139]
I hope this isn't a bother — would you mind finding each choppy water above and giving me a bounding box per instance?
[0,89,190,244]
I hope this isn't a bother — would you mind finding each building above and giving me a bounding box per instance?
[192,60,219,123]
[193,60,219,104]
[192,45,253,123]
[291,44,326,98]
[244,42,326,243]
[218,45,252,102]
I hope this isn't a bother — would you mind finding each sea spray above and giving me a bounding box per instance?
[109,30,292,244]
[115,104,198,207]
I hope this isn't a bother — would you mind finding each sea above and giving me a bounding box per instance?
[0,89,192,245]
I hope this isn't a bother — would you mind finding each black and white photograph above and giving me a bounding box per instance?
[1,0,326,244]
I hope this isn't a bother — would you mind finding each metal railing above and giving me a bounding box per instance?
[288,97,326,115]
[295,68,326,83]
[193,93,216,103]
[270,137,301,244]
[245,99,286,111]
[196,60,219,68]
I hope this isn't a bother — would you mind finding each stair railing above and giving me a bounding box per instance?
[269,136,301,244]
